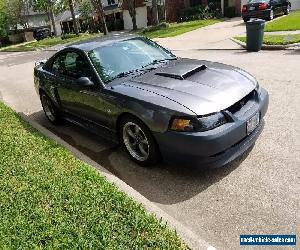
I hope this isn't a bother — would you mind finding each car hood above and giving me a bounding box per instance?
[127,58,257,115]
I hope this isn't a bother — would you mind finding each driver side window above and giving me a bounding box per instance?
[51,51,93,80]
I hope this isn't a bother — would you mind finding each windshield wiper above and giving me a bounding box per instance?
[142,58,177,68]
[109,70,137,81]
[108,58,177,82]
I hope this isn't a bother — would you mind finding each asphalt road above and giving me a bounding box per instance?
[0,47,299,250]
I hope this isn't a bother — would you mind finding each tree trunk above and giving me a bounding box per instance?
[152,0,159,26]
[93,0,108,35]
[129,1,137,31]
[132,13,137,30]
[69,0,79,35]
[48,6,57,36]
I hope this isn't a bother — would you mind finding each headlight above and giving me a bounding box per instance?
[170,112,227,132]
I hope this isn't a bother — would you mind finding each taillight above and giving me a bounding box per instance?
[258,3,268,10]
[242,5,247,12]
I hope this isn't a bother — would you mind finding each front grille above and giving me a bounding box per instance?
[227,90,256,114]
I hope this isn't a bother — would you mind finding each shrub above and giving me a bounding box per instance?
[114,19,124,30]
[142,22,170,33]
[224,6,236,18]
[61,33,79,40]
[179,5,221,22]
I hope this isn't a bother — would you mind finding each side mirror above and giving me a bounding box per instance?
[77,77,94,87]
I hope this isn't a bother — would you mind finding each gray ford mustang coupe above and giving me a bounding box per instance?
[34,35,269,167]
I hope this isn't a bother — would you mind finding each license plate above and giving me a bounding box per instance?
[247,112,260,134]
[249,6,255,11]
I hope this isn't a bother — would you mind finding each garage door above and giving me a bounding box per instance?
[289,0,300,10]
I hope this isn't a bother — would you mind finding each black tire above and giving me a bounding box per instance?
[243,18,249,23]
[284,5,291,15]
[40,92,61,125]
[119,115,161,166]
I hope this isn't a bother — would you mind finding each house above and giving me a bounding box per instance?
[171,0,300,20]
[55,0,123,35]
[8,8,50,43]
[21,8,49,30]
[122,0,166,30]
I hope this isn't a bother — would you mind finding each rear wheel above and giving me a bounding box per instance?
[40,93,61,125]
[284,5,291,15]
[120,116,161,166]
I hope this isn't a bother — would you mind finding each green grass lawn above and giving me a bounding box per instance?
[265,10,300,32]
[235,34,300,45]
[0,33,102,52]
[0,102,187,249]
[140,19,220,39]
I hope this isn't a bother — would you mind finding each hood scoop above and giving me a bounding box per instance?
[155,64,207,80]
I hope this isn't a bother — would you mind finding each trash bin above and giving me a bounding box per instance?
[246,19,265,52]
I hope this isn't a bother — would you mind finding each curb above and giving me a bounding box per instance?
[230,37,300,50]
[19,113,217,250]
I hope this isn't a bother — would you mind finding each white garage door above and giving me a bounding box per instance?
[289,0,300,10]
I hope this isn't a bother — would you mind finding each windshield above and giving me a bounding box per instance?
[88,37,176,82]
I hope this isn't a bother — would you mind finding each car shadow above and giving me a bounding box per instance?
[283,48,300,55]
[23,110,253,205]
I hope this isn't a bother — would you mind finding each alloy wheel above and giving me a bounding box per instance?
[270,10,274,20]
[41,95,56,122]
[122,122,150,162]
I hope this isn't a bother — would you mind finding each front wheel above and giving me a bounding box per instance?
[40,93,61,125]
[120,116,161,166]
[243,18,249,23]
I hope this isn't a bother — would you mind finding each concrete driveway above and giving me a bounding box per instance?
[0,45,299,249]
[155,17,246,50]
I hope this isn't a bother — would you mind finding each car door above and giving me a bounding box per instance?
[51,49,118,130]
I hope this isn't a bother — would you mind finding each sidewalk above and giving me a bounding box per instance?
[265,30,300,35]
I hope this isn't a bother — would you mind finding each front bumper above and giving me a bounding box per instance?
[154,88,269,168]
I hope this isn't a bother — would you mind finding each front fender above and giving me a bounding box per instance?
[111,84,196,133]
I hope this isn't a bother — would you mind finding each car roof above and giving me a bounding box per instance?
[67,33,143,52]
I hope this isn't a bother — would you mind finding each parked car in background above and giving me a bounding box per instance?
[242,0,291,22]
[33,28,52,41]
[34,35,269,167]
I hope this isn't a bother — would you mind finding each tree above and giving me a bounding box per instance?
[68,0,79,34]
[91,0,108,35]
[48,0,57,35]
[78,0,93,31]
[122,0,137,30]
[152,0,159,26]
[0,0,9,37]
[31,0,58,36]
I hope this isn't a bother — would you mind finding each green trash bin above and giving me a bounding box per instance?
[246,19,265,52]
